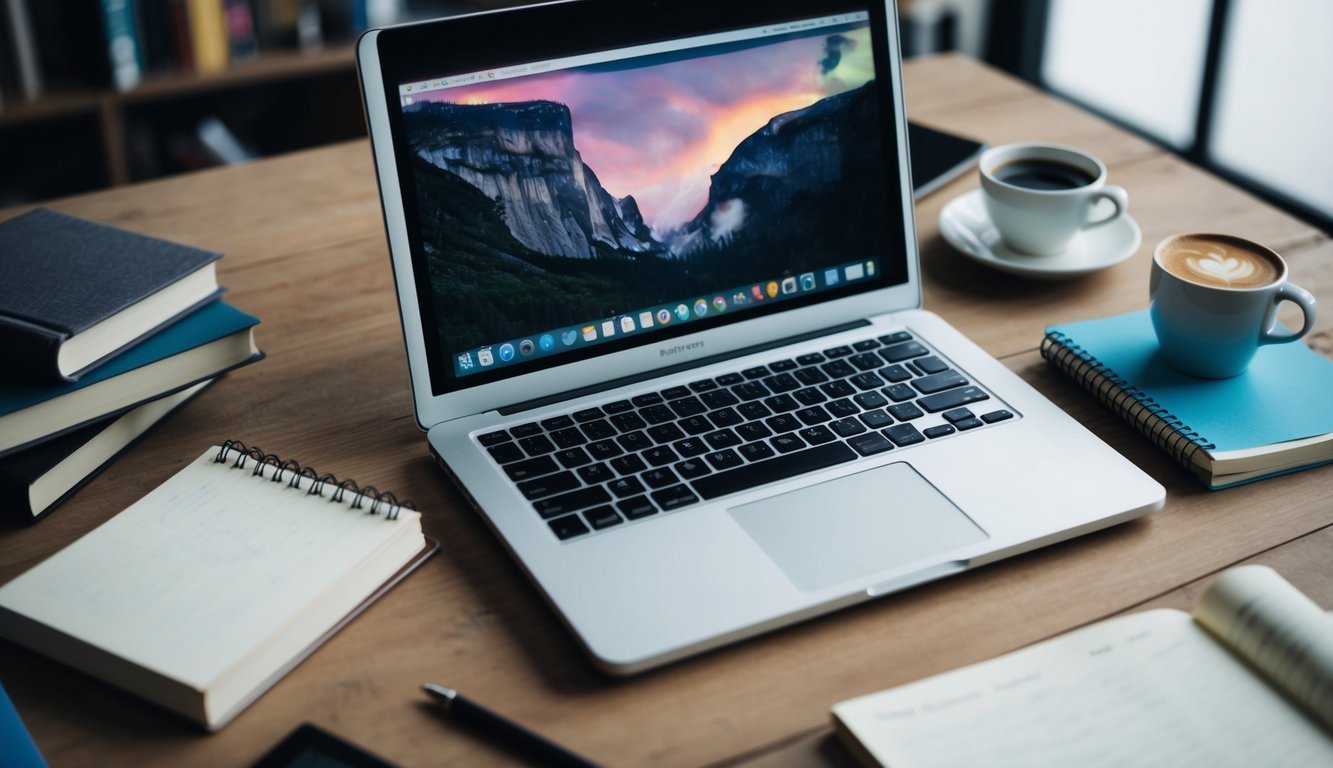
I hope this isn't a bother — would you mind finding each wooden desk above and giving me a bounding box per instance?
[1,54,1329,767]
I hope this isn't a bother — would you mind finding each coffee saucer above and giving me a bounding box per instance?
[938,189,1141,280]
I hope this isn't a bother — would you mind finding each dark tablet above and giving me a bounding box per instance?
[909,121,985,199]
[253,724,398,768]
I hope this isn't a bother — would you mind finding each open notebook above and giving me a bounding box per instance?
[0,442,436,730]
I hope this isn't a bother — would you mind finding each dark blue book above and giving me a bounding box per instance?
[0,681,45,768]
[0,300,262,458]
[1043,310,1333,489]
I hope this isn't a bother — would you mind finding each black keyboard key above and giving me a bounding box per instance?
[853,339,881,352]
[918,386,990,413]
[794,367,830,385]
[643,446,680,466]
[794,387,826,406]
[821,360,857,379]
[689,378,719,392]
[541,415,575,431]
[617,496,657,519]
[692,442,857,500]
[887,403,925,421]
[820,380,856,398]
[915,355,949,375]
[647,423,686,444]
[573,408,604,423]
[878,364,912,383]
[581,419,617,441]
[796,405,832,425]
[877,331,913,345]
[848,432,893,456]
[796,352,826,365]
[854,391,888,410]
[641,467,680,489]
[585,506,622,530]
[859,409,894,428]
[708,407,744,428]
[509,422,542,438]
[518,471,580,501]
[848,352,882,371]
[824,345,853,358]
[704,429,742,449]
[660,386,691,400]
[799,425,836,445]
[826,398,859,418]
[669,396,707,418]
[954,417,985,431]
[607,476,647,498]
[610,454,647,475]
[763,394,800,413]
[675,458,712,479]
[742,366,770,380]
[487,442,525,465]
[716,372,745,386]
[701,390,740,409]
[610,412,648,432]
[641,404,677,425]
[504,455,559,482]
[733,381,771,401]
[738,401,772,421]
[705,449,744,470]
[616,431,652,453]
[587,439,623,460]
[924,424,956,439]
[913,370,968,394]
[518,435,557,457]
[765,414,802,433]
[603,400,633,414]
[478,431,511,447]
[762,373,801,393]
[679,415,713,435]
[632,392,664,407]
[577,462,615,484]
[533,486,611,518]
[651,484,698,511]
[883,424,926,447]
[555,447,592,468]
[849,372,883,391]
[739,441,776,462]
[879,341,929,363]
[830,417,867,437]
[549,514,590,540]
[943,408,975,423]
[550,427,587,449]
[883,384,917,402]
[768,358,798,371]
[673,437,709,457]
[982,409,1015,423]
[770,432,806,453]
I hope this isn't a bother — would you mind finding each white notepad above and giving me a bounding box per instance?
[0,442,436,729]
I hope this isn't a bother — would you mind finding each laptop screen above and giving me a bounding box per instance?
[384,2,906,395]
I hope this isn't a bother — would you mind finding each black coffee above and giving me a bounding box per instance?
[992,159,1095,190]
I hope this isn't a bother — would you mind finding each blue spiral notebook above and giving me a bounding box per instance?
[1042,311,1333,488]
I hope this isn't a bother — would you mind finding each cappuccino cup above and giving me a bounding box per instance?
[979,142,1128,256]
[1150,233,1317,378]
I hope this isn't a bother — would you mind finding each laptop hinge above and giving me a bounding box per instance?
[497,319,871,416]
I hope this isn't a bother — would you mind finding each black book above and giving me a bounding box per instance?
[0,208,223,383]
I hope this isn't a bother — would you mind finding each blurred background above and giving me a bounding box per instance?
[0,0,1328,232]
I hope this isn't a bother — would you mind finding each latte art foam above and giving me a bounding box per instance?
[1158,235,1281,289]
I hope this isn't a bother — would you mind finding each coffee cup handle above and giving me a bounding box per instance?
[1084,185,1129,229]
[1260,282,1318,345]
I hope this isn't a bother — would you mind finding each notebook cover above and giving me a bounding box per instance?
[0,208,222,382]
[1046,311,1333,453]
[0,681,46,768]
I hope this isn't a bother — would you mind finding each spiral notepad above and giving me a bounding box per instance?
[0,441,437,730]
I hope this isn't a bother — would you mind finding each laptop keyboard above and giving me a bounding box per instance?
[476,330,1016,541]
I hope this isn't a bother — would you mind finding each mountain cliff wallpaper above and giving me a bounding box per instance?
[404,21,890,354]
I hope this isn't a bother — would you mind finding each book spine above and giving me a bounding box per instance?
[0,313,66,384]
[101,0,145,91]
[3,0,41,100]
[186,0,229,74]
[1040,330,1214,471]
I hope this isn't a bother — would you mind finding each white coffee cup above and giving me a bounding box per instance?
[979,142,1128,256]
[1150,233,1317,378]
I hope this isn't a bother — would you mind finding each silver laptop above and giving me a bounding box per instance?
[357,0,1164,674]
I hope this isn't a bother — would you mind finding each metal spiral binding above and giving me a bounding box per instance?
[1040,332,1213,469]
[213,440,415,520]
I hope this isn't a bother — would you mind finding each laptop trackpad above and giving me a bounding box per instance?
[729,462,987,592]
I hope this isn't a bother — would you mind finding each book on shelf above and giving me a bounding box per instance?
[100,0,145,92]
[0,299,262,457]
[0,440,438,730]
[0,379,212,523]
[187,0,230,74]
[1041,310,1333,489]
[0,208,224,384]
[832,565,1333,768]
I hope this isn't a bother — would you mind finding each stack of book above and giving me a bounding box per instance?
[0,208,263,522]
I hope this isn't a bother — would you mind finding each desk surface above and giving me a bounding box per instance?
[1,54,1329,767]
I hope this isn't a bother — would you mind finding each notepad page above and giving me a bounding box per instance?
[0,448,421,690]
[832,610,1333,768]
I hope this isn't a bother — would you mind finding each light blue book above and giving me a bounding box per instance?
[1042,310,1333,489]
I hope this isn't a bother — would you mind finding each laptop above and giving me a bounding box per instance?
[357,0,1165,674]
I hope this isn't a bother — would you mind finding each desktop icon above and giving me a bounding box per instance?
[824,268,840,286]
[732,291,748,306]
[620,316,636,334]
[478,347,494,366]
[766,281,779,298]
[712,296,727,313]
[498,343,515,362]
[781,277,797,295]
[866,260,876,276]
[675,304,690,321]
[845,263,865,281]
[657,308,672,325]
[602,320,616,337]
[752,285,765,302]
[639,311,654,329]
[519,339,535,356]
[457,352,475,370]
[582,325,597,342]
[539,334,555,352]
[561,329,578,346]
[799,273,816,291]
[693,299,708,317]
